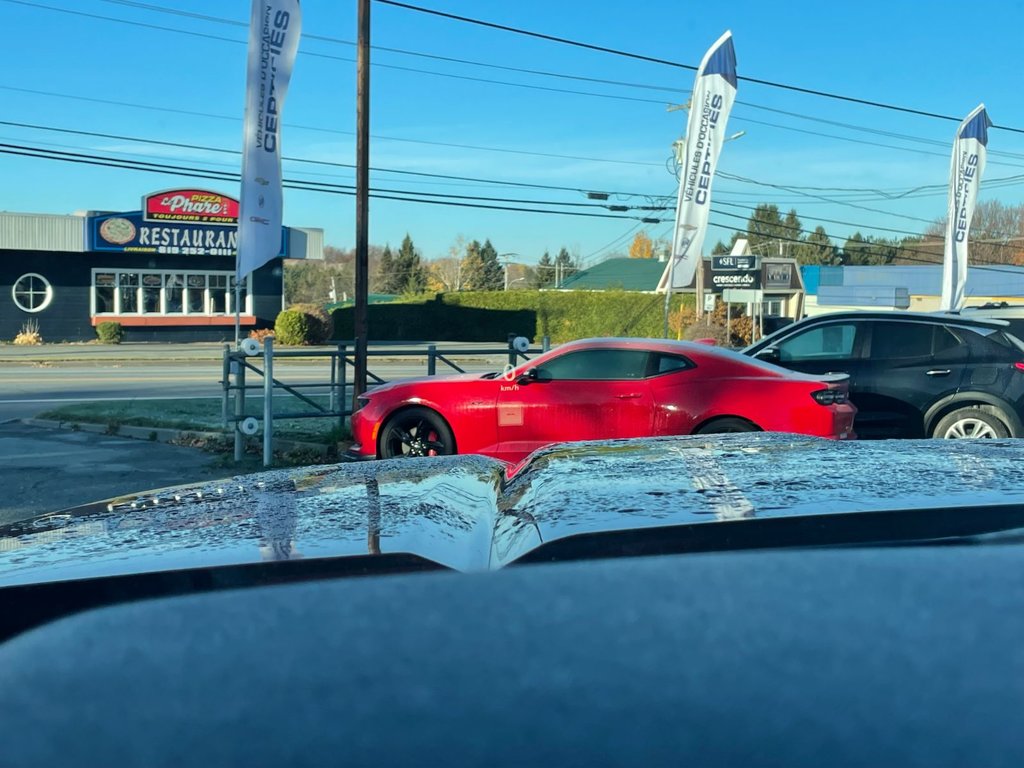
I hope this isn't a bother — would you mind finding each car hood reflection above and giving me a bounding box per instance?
[3,433,1024,587]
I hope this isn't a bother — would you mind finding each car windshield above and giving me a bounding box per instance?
[3,1,1024,574]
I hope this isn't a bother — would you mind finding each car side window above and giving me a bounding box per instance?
[535,349,649,381]
[776,323,858,362]
[869,322,939,360]
[649,353,693,376]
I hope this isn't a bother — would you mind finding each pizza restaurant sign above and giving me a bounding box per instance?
[144,189,239,225]
[88,189,285,257]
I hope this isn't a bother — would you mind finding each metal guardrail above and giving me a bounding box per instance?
[222,335,551,466]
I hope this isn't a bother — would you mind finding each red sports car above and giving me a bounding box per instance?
[348,338,857,464]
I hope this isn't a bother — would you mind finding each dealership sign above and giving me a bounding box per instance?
[711,270,761,291]
[711,254,758,271]
[89,189,286,257]
[144,189,239,225]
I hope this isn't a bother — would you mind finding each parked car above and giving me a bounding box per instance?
[347,338,856,463]
[743,311,1024,439]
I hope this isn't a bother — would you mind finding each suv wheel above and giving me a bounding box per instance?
[933,407,1009,439]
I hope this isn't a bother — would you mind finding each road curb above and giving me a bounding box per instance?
[21,418,334,458]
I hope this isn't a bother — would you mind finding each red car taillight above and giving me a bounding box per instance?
[1014,362,1024,372]
[811,388,848,406]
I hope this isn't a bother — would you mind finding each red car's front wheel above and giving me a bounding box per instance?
[378,407,456,459]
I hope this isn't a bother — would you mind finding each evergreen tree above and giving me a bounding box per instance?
[533,250,554,288]
[395,233,427,293]
[554,247,576,285]
[376,245,401,294]
[460,240,486,290]
[477,239,505,290]
[794,226,837,265]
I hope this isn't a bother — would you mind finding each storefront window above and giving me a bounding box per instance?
[165,274,184,313]
[119,273,139,313]
[94,273,115,314]
[209,275,228,314]
[187,275,206,314]
[142,274,162,313]
[92,269,244,318]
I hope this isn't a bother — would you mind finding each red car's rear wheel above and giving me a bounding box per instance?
[695,417,759,434]
[378,407,456,459]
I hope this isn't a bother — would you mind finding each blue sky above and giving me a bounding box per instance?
[5,0,1024,269]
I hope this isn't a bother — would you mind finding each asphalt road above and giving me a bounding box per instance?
[0,353,511,422]
[0,344,520,520]
[0,421,225,525]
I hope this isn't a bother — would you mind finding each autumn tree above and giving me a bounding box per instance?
[926,200,1024,265]
[628,230,655,259]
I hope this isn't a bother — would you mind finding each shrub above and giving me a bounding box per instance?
[13,318,42,345]
[249,328,275,342]
[288,303,334,344]
[96,321,124,344]
[274,309,311,346]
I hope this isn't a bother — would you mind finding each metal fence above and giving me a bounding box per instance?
[222,335,550,466]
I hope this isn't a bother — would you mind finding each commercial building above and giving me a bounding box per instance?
[801,264,1024,315]
[0,188,323,342]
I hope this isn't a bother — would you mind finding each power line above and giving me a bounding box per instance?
[0,142,668,222]
[374,0,1024,136]
[0,85,664,167]
[17,0,1024,169]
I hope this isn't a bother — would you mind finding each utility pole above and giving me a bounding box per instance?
[353,0,370,407]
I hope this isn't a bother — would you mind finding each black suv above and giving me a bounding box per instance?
[743,311,1024,439]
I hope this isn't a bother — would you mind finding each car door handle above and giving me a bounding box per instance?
[926,369,951,376]
[615,393,643,399]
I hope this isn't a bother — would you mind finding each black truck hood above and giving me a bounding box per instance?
[3,433,1024,589]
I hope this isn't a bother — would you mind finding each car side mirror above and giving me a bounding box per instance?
[516,367,539,384]
[756,346,780,363]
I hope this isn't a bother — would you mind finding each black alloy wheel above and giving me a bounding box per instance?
[378,407,456,459]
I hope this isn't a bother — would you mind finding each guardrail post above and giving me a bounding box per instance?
[233,354,245,462]
[263,337,274,467]
[221,343,231,427]
[427,343,437,376]
[338,343,347,427]
[542,335,550,352]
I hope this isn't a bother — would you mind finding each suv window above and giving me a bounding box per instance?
[777,323,857,362]
[869,322,937,359]
[536,349,649,381]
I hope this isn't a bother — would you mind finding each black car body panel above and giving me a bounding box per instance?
[4,433,1024,590]
[744,311,1024,438]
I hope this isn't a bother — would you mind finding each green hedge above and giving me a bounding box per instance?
[330,291,693,344]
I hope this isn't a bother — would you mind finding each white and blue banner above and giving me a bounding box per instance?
[237,0,302,280]
[940,103,991,311]
[660,31,738,291]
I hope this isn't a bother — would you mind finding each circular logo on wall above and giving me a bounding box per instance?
[99,217,137,245]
